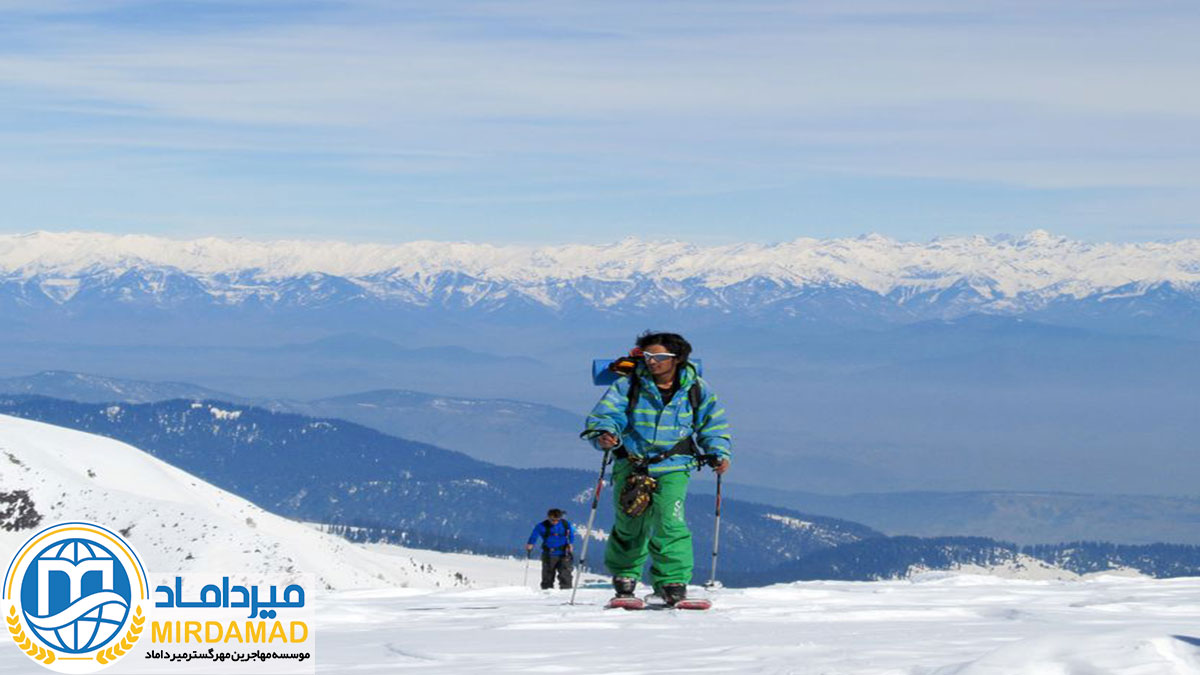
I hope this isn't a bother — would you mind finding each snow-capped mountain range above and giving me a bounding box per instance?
[2,230,1199,318]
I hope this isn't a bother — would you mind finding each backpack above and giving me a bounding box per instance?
[540,519,571,554]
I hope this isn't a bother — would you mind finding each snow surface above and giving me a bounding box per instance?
[0,414,472,591]
[3,230,1199,298]
[311,575,1200,674]
[3,414,1200,674]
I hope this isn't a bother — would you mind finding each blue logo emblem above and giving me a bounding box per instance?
[5,522,149,673]
[20,538,132,654]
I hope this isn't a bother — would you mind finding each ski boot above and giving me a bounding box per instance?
[606,577,644,610]
[645,583,711,610]
[661,583,687,606]
[613,577,637,597]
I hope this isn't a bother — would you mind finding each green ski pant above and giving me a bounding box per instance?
[604,462,693,589]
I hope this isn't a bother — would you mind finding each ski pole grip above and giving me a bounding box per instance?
[580,428,622,450]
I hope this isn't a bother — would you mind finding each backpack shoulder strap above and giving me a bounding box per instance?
[624,372,643,437]
[625,375,641,426]
[688,381,704,429]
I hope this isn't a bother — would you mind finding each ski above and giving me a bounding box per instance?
[643,594,712,611]
[605,596,646,610]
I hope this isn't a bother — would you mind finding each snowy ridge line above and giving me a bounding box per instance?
[2,230,1200,300]
[0,412,476,591]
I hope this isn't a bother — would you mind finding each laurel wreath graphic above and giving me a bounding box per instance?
[7,603,145,666]
[96,605,145,665]
[7,605,56,665]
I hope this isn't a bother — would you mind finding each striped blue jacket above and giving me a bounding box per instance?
[584,362,732,475]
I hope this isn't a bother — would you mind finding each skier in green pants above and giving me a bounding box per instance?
[583,331,731,605]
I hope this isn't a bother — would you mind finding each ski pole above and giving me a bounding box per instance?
[707,472,723,589]
[523,549,532,587]
[570,448,612,606]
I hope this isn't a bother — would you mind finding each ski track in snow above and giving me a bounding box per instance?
[313,576,1200,674]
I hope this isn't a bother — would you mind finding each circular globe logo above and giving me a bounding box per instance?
[21,538,132,654]
[4,522,149,673]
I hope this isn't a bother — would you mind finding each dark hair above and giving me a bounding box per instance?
[636,331,692,364]
[547,508,565,518]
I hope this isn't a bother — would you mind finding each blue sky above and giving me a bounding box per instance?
[1,0,1198,244]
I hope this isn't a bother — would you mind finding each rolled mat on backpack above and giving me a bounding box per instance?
[592,358,702,385]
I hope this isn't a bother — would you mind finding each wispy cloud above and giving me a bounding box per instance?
[0,1,1198,241]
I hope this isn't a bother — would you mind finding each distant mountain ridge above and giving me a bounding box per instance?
[744,537,1200,586]
[274,389,584,469]
[0,395,880,578]
[5,398,1199,586]
[749,488,1200,546]
[3,231,1200,323]
[0,369,584,468]
[5,370,1200,538]
[0,370,247,404]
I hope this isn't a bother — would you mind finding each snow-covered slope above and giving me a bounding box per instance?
[1,418,1198,673]
[317,574,1200,674]
[0,414,471,591]
[2,231,1199,316]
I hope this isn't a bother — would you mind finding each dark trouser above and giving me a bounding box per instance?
[541,551,573,589]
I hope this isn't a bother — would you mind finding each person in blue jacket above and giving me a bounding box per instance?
[525,508,575,589]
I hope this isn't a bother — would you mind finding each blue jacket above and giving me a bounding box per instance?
[528,519,575,555]
[583,362,732,475]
